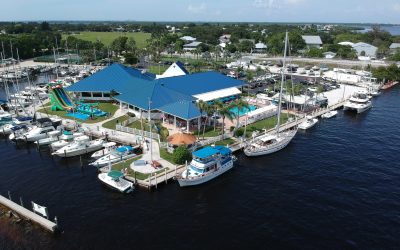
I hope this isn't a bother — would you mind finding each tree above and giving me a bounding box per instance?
[196,100,208,137]
[111,36,128,55]
[219,106,235,139]
[172,146,192,164]
[305,48,323,58]
[246,70,254,82]
[126,37,137,54]
[231,99,250,130]
[124,53,138,64]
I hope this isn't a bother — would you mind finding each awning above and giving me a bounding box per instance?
[246,105,277,118]
[193,87,241,102]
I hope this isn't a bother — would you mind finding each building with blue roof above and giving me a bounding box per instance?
[66,63,243,132]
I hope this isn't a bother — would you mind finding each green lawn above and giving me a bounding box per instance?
[127,120,158,133]
[238,115,291,138]
[102,115,129,129]
[214,138,236,146]
[63,32,151,48]
[159,148,175,164]
[148,65,169,75]
[38,103,119,124]
[112,156,167,180]
[193,126,222,138]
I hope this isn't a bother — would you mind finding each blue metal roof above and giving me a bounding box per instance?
[66,63,243,120]
[158,71,243,96]
[193,145,231,159]
[175,61,189,75]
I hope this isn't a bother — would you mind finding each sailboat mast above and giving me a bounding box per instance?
[276,32,288,134]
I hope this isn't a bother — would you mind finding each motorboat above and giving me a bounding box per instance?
[1,116,34,135]
[0,109,12,124]
[298,115,318,130]
[244,129,297,156]
[91,142,117,159]
[343,90,372,113]
[50,131,85,151]
[243,32,297,157]
[90,145,137,168]
[16,125,58,142]
[34,130,62,146]
[321,110,338,119]
[178,145,234,187]
[52,136,104,157]
[98,170,134,193]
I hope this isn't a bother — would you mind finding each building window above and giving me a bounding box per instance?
[92,92,102,97]
[103,93,110,97]
[82,92,91,97]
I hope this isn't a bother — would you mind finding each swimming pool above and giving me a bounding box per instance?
[230,105,256,117]
[66,112,90,120]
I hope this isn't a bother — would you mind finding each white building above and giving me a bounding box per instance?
[180,36,197,43]
[183,41,202,51]
[302,35,323,49]
[352,42,377,58]
[253,42,267,53]
[389,43,400,54]
[156,61,189,79]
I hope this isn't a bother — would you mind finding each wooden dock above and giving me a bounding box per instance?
[228,99,347,153]
[0,195,58,233]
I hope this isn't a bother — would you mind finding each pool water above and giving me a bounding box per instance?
[230,105,256,117]
[66,112,90,120]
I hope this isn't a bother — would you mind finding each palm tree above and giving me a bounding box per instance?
[219,106,235,139]
[196,100,207,137]
[232,99,250,130]
[202,103,213,139]
[212,100,223,132]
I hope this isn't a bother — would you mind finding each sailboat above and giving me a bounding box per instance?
[244,32,297,157]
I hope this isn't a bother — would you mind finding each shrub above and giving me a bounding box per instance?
[159,127,169,142]
[229,126,235,132]
[235,129,244,137]
[172,146,192,165]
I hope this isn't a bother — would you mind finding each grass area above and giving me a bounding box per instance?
[102,115,129,129]
[62,32,151,48]
[214,138,236,146]
[127,120,158,133]
[193,126,222,138]
[112,155,168,180]
[238,115,292,138]
[159,148,175,164]
[147,65,169,75]
[38,103,119,124]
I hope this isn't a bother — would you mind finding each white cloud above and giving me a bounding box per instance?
[394,3,400,12]
[253,0,280,9]
[285,0,306,4]
[188,3,206,14]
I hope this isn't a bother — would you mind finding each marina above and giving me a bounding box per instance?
[0,17,399,249]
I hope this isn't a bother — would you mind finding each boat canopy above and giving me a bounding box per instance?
[116,146,133,153]
[108,170,124,180]
[259,135,277,142]
[192,146,231,159]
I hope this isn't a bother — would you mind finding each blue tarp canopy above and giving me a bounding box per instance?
[192,146,231,159]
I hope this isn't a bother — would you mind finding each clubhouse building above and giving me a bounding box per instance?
[66,62,244,132]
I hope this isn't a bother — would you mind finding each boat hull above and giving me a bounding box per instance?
[178,161,234,187]
[244,130,297,157]
[54,144,104,157]
[98,173,134,193]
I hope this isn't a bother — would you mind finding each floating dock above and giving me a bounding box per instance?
[0,195,58,233]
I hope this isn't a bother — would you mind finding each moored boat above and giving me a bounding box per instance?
[321,110,338,119]
[52,136,104,157]
[177,145,234,187]
[90,145,137,168]
[98,170,134,193]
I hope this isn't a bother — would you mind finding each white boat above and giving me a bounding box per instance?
[50,131,85,151]
[244,129,297,156]
[16,125,58,142]
[321,110,338,119]
[1,117,34,135]
[91,142,117,159]
[343,90,372,114]
[178,145,234,187]
[98,170,134,193]
[52,136,104,157]
[90,145,137,168]
[0,109,12,124]
[244,32,297,157]
[298,116,318,130]
[34,130,62,146]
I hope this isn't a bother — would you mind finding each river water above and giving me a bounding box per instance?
[0,82,399,249]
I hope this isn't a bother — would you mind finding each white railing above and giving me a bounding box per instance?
[116,124,160,142]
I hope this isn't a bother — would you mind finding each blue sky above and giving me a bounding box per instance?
[2,0,400,24]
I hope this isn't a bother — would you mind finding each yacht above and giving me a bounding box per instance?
[177,145,234,187]
[50,131,85,151]
[343,90,372,113]
[91,142,117,159]
[0,109,12,124]
[244,129,297,156]
[1,116,34,135]
[15,117,62,142]
[9,125,33,140]
[90,145,137,168]
[35,130,62,146]
[298,115,318,130]
[321,110,338,119]
[52,136,104,157]
[243,32,297,157]
[98,170,134,193]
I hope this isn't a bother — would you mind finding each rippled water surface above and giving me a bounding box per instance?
[0,85,399,249]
